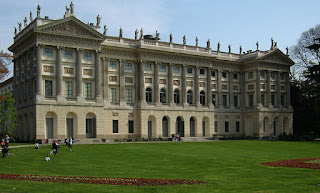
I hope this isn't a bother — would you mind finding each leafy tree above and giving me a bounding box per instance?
[0,50,11,81]
[290,25,320,136]
[0,89,16,132]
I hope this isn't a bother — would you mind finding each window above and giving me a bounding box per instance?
[261,94,265,106]
[146,88,152,102]
[214,121,218,132]
[160,88,166,103]
[128,120,134,133]
[281,95,285,106]
[223,95,227,107]
[236,121,240,132]
[27,53,31,61]
[33,49,37,59]
[84,83,92,98]
[126,89,132,103]
[160,65,166,72]
[173,66,179,73]
[200,91,205,105]
[249,94,254,106]
[33,65,36,73]
[211,71,216,77]
[113,120,118,133]
[110,61,116,69]
[45,80,52,97]
[233,73,238,80]
[65,50,73,58]
[65,81,73,98]
[145,64,152,71]
[222,72,227,78]
[280,73,285,80]
[248,72,253,79]
[225,121,229,132]
[187,68,192,74]
[174,89,180,104]
[212,93,216,106]
[21,72,24,80]
[125,62,132,70]
[260,71,265,78]
[187,90,193,104]
[84,52,92,60]
[234,95,238,108]
[270,72,275,79]
[110,88,117,103]
[44,48,53,56]
[200,69,205,75]
[271,94,275,106]
[27,69,30,78]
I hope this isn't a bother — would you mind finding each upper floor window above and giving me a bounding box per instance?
[211,71,216,77]
[280,72,285,80]
[146,88,152,102]
[187,90,193,104]
[160,65,166,72]
[110,88,117,103]
[200,69,205,75]
[260,71,265,78]
[126,89,133,103]
[222,72,227,78]
[173,66,180,73]
[84,52,92,60]
[65,50,73,58]
[45,80,52,97]
[65,81,73,98]
[44,48,53,56]
[187,68,192,74]
[233,73,238,80]
[126,62,132,70]
[174,89,180,104]
[248,72,253,79]
[84,82,92,99]
[200,91,205,105]
[110,61,116,69]
[270,72,275,79]
[145,64,152,71]
[160,88,166,103]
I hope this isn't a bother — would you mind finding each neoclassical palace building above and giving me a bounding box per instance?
[9,4,293,142]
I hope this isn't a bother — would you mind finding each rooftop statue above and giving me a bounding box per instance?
[96,15,101,26]
[286,46,289,55]
[103,25,107,35]
[37,5,41,18]
[239,45,242,54]
[24,17,27,27]
[18,22,22,32]
[140,28,143,40]
[183,35,186,45]
[206,39,210,49]
[228,44,231,53]
[65,6,70,13]
[135,29,138,40]
[119,27,123,38]
[29,11,33,22]
[256,41,259,50]
[155,30,160,40]
[70,1,74,14]
[217,42,220,52]
[14,27,17,36]
[271,37,274,50]
[195,37,198,47]
[170,33,172,43]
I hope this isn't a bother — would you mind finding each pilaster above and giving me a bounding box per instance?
[76,48,84,103]
[207,67,213,109]
[35,43,44,102]
[119,59,126,106]
[168,63,174,106]
[95,50,102,103]
[229,70,234,109]
[56,46,65,102]
[256,69,261,106]
[154,62,160,106]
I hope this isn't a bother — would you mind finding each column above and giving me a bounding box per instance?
[256,69,261,106]
[240,71,245,110]
[195,67,200,106]
[154,62,160,106]
[182,64,187,106]
[217,69,222,108]
[119,59,126,106]
[103,57,110,105]
[207,67,213,108]
[135,61,140,103]
[267,71,271,107]
[139,60,145,104]
[168,63,174,105]
[56,46,65,102]
[35,43,44,101]
[76,48,84,102]
[276,71,281,107]
[95,50,102,102]
[286,72,291,107]
[229,71,234,109]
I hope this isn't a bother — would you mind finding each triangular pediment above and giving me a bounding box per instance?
[35,16,106,41]
[259,49,294,65]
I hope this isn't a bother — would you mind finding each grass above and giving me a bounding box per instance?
[0,141,320,192]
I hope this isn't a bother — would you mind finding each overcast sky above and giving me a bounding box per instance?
[1,0,320,79]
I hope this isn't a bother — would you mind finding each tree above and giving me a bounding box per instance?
[0,50,11,81]
[0,89,16,132]
[290,25,320,136]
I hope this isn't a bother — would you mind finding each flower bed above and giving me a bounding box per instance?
[261,158,320,169]
[0,174,208,186]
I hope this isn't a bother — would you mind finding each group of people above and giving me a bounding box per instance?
[44,136,74,161]
[173,133,182,142]
[1,135,11,158]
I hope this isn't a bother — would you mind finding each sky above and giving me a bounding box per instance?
[1,0,320,79]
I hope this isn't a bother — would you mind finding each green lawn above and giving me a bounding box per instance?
[0,141,319,193]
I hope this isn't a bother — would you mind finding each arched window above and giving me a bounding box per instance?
[174,89,180,104]
[160,88,166,103]
[187,90,193,104]
[200,91,205,105]
[146,88,152,103]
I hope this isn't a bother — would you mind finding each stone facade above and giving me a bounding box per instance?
[9,7,294,142]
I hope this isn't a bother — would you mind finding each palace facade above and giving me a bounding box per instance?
[9,6,293,142]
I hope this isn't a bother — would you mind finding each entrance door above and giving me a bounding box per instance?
[46,118,54,139]
[176,117,185,137]
[148,120,152,138]
[190,118,195,137]
[86,118,96,138]
[162,117,168,137]
[202,120,206,137]
[66,118,74,138]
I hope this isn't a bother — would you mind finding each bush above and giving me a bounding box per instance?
[0,131,17,143]
[278,133,316,141]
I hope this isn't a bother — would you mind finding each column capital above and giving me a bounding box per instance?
[155,61,161,65]
[183,64,188,67]
[57,46,65,50]
[76,48,84,52]
[103,57,109,61]
[95,49,102,53]
[168,63,173,66]
[35,43,44,48]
